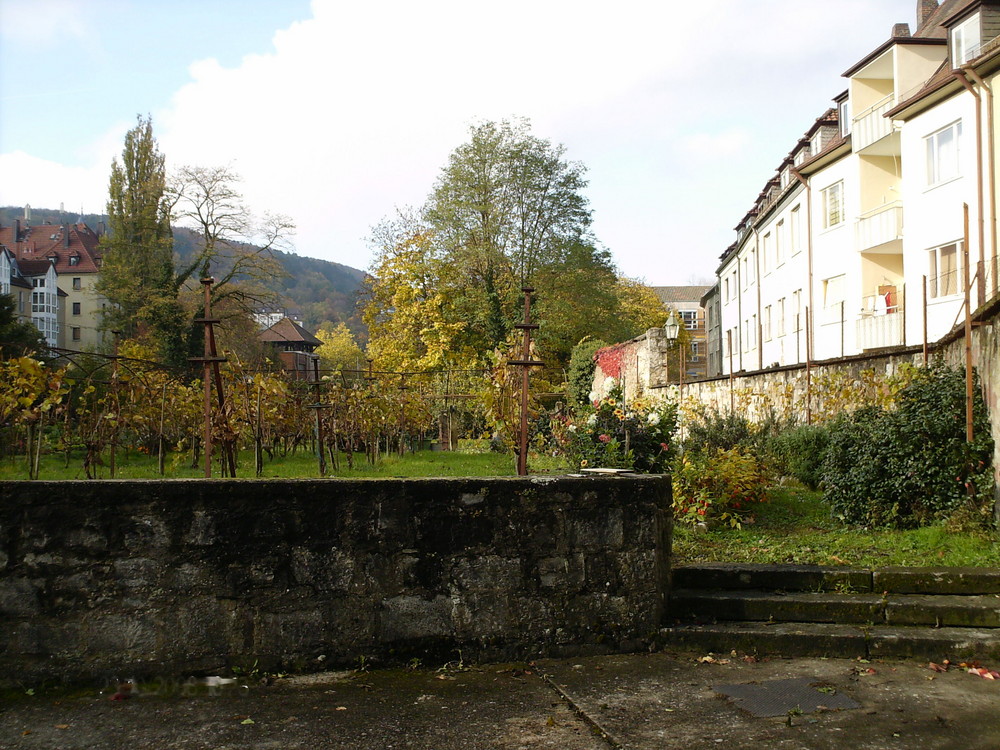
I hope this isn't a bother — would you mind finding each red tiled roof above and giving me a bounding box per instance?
[16,259,55,276]
[0,221,102,274]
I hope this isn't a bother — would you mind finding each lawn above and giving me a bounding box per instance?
[672,485,1000,569]
[0,448,569,481]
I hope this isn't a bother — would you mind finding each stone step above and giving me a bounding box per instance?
[659,622,1000,660]
[673,564,1000,595]
[670,590,1000,628]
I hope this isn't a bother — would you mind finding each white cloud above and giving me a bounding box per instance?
[0,151,107,214]
[1,0,920,282]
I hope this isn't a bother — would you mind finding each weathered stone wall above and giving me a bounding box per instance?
[0,476,671,686]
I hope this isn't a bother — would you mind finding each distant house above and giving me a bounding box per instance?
[651,285,711,381]
[0,217,105,351]
[258,317,322,380]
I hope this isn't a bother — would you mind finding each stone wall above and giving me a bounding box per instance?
[0,476,671,686]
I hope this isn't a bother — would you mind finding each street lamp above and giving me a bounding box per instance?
[663,310,683,392]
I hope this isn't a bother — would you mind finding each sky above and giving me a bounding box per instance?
[0,0,920,285]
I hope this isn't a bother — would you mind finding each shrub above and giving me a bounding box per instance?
[566,338,609,407]
[672,448,769,528]
[822,363,995,528]
[768,424,830,490]
[683,406,788,462]
[552,381,678,472]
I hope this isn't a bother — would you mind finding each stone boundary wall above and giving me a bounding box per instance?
[0,476,671,687]
[594,300,1000,512]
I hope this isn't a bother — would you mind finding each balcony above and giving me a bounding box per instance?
[852,93,896,152]
[857,292,903,350]
[856,201,902,251]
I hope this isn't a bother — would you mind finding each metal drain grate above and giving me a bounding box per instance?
[713,677,860,718]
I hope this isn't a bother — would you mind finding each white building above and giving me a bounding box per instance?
[713,0,1000,374]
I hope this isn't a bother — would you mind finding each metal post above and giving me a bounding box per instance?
[727,329,734,413]
[964,204,974,443]
[201,280,213,477]
[922,275,929,366]
[313,356,326,476]
[509,287,543,476]
[805,306,812,425]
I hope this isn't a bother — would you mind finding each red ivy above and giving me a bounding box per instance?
[594,343,628,380]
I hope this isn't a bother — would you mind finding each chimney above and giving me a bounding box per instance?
[13,219,19,243]
[64,226,71,247]
[917,0,938,28]
[893,23,911,37]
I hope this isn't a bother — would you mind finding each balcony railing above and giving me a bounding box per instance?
[856,201,902,251]
[857,291,903,350]
[852,93,896,151]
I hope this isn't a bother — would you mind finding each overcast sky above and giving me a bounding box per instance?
[0,0,918,284]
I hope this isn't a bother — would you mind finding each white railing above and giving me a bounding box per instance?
[857,292,903,349]
[852,93,896,151]
[856,201,902,250]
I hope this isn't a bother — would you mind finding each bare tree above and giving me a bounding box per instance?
[169,165,295,312]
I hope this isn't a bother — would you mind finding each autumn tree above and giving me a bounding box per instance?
[169,165,294,315]
[315,321,365,376]
[98,116,186,364]
[365,119,671,375]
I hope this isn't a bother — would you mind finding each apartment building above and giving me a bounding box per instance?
[651,285,711,380]
[713,0,1000,374]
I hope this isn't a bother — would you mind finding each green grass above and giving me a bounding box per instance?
[0,448,570,480]
[672,485,1000,569]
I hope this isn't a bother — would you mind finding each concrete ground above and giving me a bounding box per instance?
[1,650,999,750]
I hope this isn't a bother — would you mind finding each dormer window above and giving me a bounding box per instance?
[952,13,982,66]
[811,131,824,156]
[838,98,851,138]
[793,149,807,166]
[69,254,79,266]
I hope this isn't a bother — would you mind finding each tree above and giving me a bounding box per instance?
[0,295,45,358]
[424,118,593,354]
[315,321,365,376]
[363,214,470,373]
[98,116,185,363]
[169,165,293,314]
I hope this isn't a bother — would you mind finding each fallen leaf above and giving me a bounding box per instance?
[55,725,69,730]
[929,662,948,673]
[21,731,31,736]
[546,716,556,727]
[240,718,255,725]
[336,706,347,711]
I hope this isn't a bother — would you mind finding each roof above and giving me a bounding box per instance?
[16,259,55,276]
[259,317,322,347]
[0,221,103,274]
[651,286,712,307]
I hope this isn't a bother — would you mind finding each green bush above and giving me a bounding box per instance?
[672,448,769,528]
[822,363,995,528]
[683,407,788,461]
[566,338,609,407]
[768,424,830,490]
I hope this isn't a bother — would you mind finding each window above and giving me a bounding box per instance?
[823,274,845,315]
[789,206,801,254]
[764,305,772,341]
[72,302,81,316]
[69,255,79,266]
[822,181,844,228]
[775,220,784,266]
[777,297,786,336]
[952,13,981,66]
[929,242,962,298]
[792,290,802,332]
[724,277,730,301]
[72,327,81,342]
[839,98,851,137]
[811,130,825,156]
[680,310,697,330]
[72,277,82,290]
[926,121,962,185]
[762,233,771,274]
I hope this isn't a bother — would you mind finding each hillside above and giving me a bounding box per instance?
[0,206,368,338]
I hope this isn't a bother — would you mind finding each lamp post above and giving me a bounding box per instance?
[664,310,681,389]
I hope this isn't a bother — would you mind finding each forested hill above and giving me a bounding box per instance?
[0,206,369,337]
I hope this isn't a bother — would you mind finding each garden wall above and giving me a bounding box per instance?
[0,475,671,687]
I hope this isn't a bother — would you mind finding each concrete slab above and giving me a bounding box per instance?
[673,563,873,592]
[1,652,999,749]
[874,567,1000,594]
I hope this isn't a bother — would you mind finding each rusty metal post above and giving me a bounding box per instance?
[922,275,929,365]
[509,287,543,476]
[727,329,734,413]
[189,277,227,478]
[312,355,326,476]
[805,306,812,425]
[964,204,974,443]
